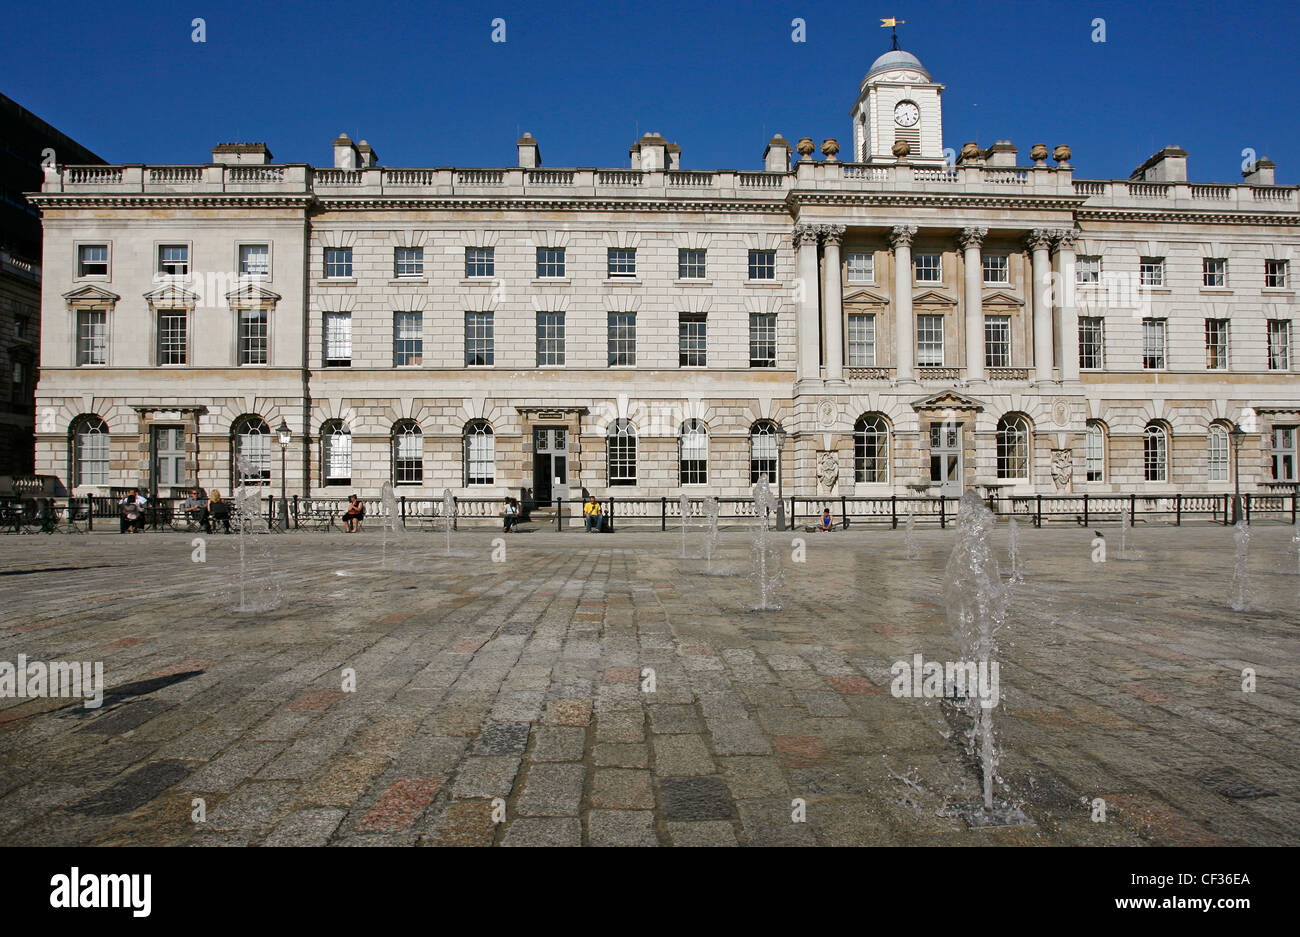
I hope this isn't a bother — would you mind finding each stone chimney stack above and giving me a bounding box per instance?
[333,133,360,169]
[763,134,791,172]
[517,132,540,168]
[1130,146,1188,182]
[1243,158,1277,186]
[356,140,379,167]
[211,143,272,165]
[666,143,681,170]
[630,132,669,171]
[983,141,1018,167]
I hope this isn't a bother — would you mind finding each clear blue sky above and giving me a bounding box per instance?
[4,0,1296,183]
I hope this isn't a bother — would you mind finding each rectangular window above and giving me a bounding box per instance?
[11,361,24,403]
[1268,320,1291,370]
[394,431,422,484]
[394,247,424,278]
[1202,257,1227,288]
[1208,430,1230,482]
[324,312,352,367]
[238,309,268,365]
[984,315,1011,367]
[914,253,942,283]
[394,312,423,366]
[465,311,494,366]
[1273,426,1297,482]
[680,427,707,485]
[1079,316,1104,370]
[156,310,187,365]
[536,247,565,278]
[846,252,874,283]
[1265,259,1290,289]
[159,244,189,276]
[607,312,637,366]
[76,309,107,365]
[607,248,637,278]
[1086,428,1104,481]
[1076,256,1101,285]
[324,247,352,279]
[1142,318,1167,369]
[155,426,187,488]
[847,313,876,366]
[679,313,707,367]
[239,244,269,277]
[1205,319,1229,370]
[465,247,495,278]
[536,311,566,366]
[1139,256,1164,287]
[748,249,776,280]
[78,244,108,277]
[982,255,1009,285]
[916,314,944,366]
[678,249,707,280]
[749,312,776,367]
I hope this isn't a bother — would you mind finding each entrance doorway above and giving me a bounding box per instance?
[153,425,187,496]
[929,422,962,496]
[533,427,570,505]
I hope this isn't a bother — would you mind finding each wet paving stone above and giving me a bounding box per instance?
[658,776,735,821]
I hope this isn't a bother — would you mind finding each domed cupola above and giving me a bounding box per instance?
[850,44,946,165]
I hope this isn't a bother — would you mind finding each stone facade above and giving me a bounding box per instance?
[26,49,1300,503]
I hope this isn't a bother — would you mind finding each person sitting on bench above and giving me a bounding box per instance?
[206,490,231,533]
[584,496,604,532]
[503,497,519,532]
[184,488,208,530]
[119,489,147,533]
[343,494,365,533]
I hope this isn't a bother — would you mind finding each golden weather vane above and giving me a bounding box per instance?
[881,17,906,49]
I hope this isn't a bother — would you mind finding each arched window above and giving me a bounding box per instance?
[996,414,1031,480]
[607,419,637,486]
[393,420,423,485]
[1207,423,1229,482]
[1085,420,1106,482]
[679,420,708,486]
[70,415,109,486]
[464,420,494,485]
[854,413,890,483]
[321,420,351,486]
[750,421,779,484]
[1144,422,1169,482]
[232,416,271,487]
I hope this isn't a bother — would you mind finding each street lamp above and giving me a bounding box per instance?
[276,419,292,532]
[1230,423,1246,524]
[774,425,788,531]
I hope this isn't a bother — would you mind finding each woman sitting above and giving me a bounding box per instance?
[343,494,365,533]
[206,490,231,533]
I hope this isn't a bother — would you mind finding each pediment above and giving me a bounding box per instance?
[911,289,958,306]
[62,284,120,305]
[911,390,985,413]
[843,287,890,305]
[143,282,200,307]
[225,283,282,307]
[981,289,1025,307]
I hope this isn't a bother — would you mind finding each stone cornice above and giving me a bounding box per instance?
[787,192,1086,213]
[1076,208,1300,227]
[313,196,790,214]
[28,194,315,210]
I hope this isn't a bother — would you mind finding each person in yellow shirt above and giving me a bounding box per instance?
[584,495,603,532]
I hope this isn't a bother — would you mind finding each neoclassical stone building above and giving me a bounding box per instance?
[28,47,1300,504]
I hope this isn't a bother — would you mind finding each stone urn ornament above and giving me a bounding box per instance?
[796,137,816,161]
[892,139,911,159]
[1053,144,1072,167]
[959,141,982,163]
[820,138,840,161]
[1030,143,1049,166]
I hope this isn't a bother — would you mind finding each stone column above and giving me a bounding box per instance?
[819,224,846,383]
[958,227,988,383]
[1052,228,1080,383]
[889,225,918,382]
[794,224,821,383]
[1027,228,1054,383]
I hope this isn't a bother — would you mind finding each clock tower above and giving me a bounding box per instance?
[850,46,946,165]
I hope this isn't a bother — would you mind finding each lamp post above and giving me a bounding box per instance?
[276,419,291,532]
[1230,423,1246,524]
[774,425,788,531]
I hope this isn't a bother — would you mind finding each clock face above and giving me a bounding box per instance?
[895,101,920,127]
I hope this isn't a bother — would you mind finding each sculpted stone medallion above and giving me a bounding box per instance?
[816,397,839,428]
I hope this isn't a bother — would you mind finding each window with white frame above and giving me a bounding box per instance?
[1085,421,1105,481]
[848,313,876,366]
[465,311,494,366]
[394,247,424,278]
[238,308,268,365]
[322,420,351,485]
[159,244,189,276]
[608,312,636,366]
[239,244,269,277]
[1265,259,1290,289]
[1272,426,1297,482]
[984,316,1011,367]
[465,247,494,278]
[71,415,109,486]
[678,313,706,367]
[536,247,565,278]
[393,420,423,484]
[1202,257,1227,288]
[156,309,187,365]
[914,253,942,283]
[464,420,494,485]
[749,313,776,367]
[846,252,874,283]
[76,309,107,365]
[1076,255,1101,285]
[607,419,637,485]
[324,247,352,279]
[996,414,1030,480]
[536,312,565,366]
[78,244,108,277]
[916,314,944,366]
[1139,256,1164,287]
[1144,423,1168,482]
[854,413,889,483]
[324,312,352,367]
[1079,316,1104,370]
[1268,320,1290,370]
[1142,318,1167,369]
[748,250,776,280]
[678,249,707,279]
[750,421,779,485]
[679,420,708,485]
[233,417,271,486]
[982,254,1009,285]
[1205,319,1229,370]
[394,312,423,366]
[607,248,637,278]
[1207,424,1230,482]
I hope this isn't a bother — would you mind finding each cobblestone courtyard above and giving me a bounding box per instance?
[0,522,1296,847]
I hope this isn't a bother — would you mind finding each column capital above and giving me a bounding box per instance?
[816,224,846,245]
[1024,228,1054,251]
[1050,227,1080,253]
[956,226,988,251]
[792,223,819,247]
[889,224,918,249]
